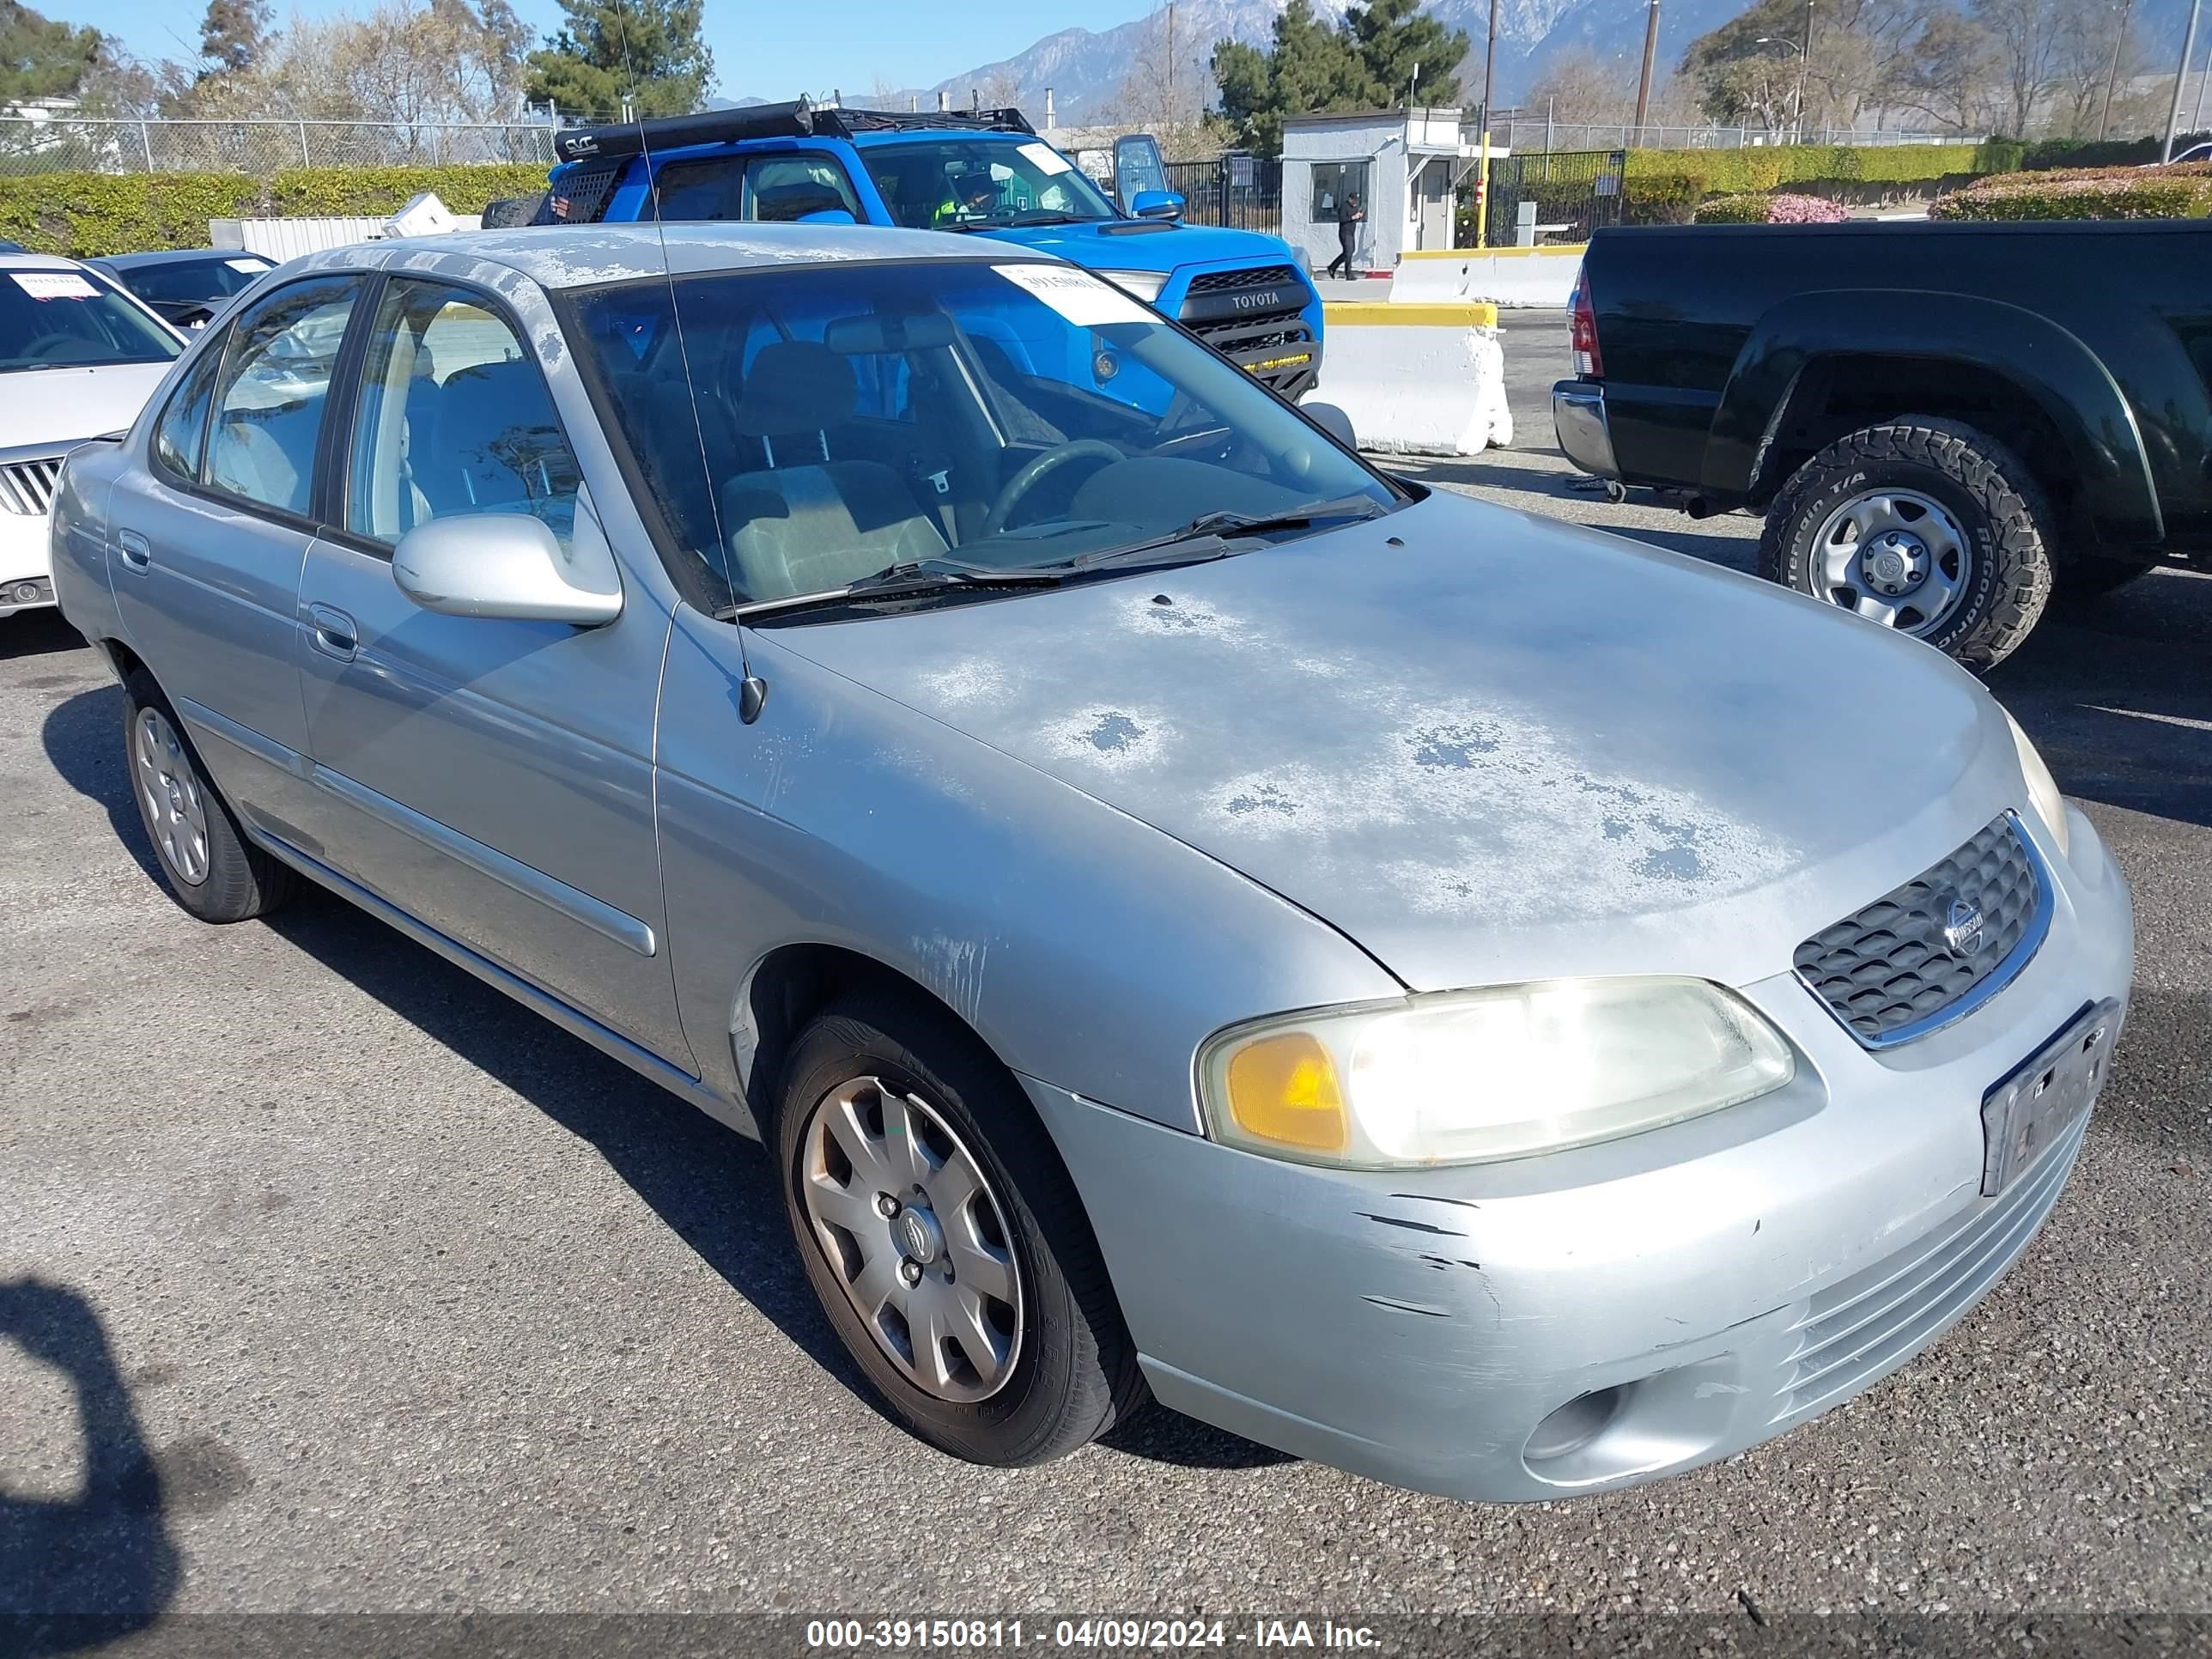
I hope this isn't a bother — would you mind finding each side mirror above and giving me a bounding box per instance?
[1130,190,1184,221]
[392,507,622,625]
[1303,401,1358,451]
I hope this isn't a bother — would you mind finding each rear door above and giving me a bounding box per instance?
[289,270,690,1066]
[107,273,367,838]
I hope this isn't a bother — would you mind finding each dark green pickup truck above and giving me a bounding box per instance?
[1553,218,2210,667]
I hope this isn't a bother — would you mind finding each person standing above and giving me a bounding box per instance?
[1326,191,1364,278]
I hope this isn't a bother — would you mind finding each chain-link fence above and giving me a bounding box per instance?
[1492,118,1981,153]
[0,117,560,176]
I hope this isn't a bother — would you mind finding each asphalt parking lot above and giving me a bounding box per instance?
[3,311,2208,1652]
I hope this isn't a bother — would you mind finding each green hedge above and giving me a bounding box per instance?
[1929,162,2212,221]
[2010,133,2210,170]
[0,162,553,257]
[1623,142,2000,195]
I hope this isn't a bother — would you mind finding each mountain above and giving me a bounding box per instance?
[811,0,2198,131]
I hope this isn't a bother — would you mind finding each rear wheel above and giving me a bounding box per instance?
[1759,416,2054,671]
[122,673,296,922]
[775,993,1142,1467]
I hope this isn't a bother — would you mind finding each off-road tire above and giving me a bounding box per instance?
[1759,416,2054,672]
[775,992,1145,1467]
[121,672,297,922]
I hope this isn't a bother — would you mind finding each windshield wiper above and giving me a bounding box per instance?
[734,556,1062,620]
[1006,210,1091,227]
[1060,494,1390,572]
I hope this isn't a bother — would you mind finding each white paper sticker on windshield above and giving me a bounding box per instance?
[994,264,1149,326]
[13,271,98,301]
[226,258,270,273]
[1018,141,1075,176]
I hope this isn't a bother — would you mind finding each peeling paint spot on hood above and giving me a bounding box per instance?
[771,491,2008,992]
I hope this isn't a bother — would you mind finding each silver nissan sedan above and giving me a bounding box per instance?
[49,225,2134,1501]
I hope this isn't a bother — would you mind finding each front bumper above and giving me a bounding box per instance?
[1029,803,2133,1502]
[1553,379,1618,478]
[0,509,55,617]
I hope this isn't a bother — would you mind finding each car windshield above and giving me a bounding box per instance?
[0,269,180,370]
[860,139,1121,231]
[115,255,273,307]
[569,258,1395,612]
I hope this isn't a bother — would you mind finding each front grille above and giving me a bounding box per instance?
[1795,813,2047,1047]
[0,456,64,515]
[1771,1114,2083,1421]
[1186,264,1297,295]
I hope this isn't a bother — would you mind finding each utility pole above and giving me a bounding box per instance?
[2164,0,2205,158]
[1797,0,1813,143]
[1633,0,1661,139]
[2099,0,2136,140]
[1476,0,1499,246]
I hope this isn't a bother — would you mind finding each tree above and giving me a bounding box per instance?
[525,0,713,121]
[1896,7,1996,131]
[1522,47,1638,124]
[1972,0,2065,133]
[197,0,270,76]
[0,0,102,106]
[1212,0,1376,155]
[1343,0,1468,107]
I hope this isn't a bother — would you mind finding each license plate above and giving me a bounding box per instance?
[1980,999,2121,1196]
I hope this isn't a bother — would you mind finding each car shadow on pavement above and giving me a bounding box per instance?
[38,684,162,884]
[0,1279,179,1657]
[0,611,88,664]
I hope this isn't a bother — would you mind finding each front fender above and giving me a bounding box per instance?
[1705,289,2161,548]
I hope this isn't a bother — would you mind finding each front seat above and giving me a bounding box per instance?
[720,339,947,599]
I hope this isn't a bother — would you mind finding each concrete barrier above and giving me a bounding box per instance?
[1320,301,1513,457]
[1391,243,1586,308]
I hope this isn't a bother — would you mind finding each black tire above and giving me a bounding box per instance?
[121,672,296,923]
[2055,551,2166,603]
[774,992,1143,1467]
[1759,416,2055,672]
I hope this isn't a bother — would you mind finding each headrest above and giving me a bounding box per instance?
[731,339,854,436]
[822,312,956,356]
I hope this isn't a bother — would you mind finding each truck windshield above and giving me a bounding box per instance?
[0,269,180,371]
[568,258,1392,612]
[860,140,1121,231]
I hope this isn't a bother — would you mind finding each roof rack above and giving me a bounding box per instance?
[552,100,1036,166]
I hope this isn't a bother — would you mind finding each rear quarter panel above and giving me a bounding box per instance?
[50,440,127,648]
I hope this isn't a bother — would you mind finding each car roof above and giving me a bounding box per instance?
[92,248,273,270]
[373,222,1034,289]
[0,251,91,272]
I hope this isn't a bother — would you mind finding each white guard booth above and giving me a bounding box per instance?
[1280,107,1488,276]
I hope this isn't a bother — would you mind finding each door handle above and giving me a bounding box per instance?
[306,603,358,661]
[115,529,152,572]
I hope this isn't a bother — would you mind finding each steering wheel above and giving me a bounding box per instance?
[981,441,1123,538]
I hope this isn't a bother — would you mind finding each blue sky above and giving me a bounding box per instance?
[90,0,1159,102]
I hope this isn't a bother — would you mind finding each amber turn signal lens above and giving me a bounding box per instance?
[1224,1032,1348,1153]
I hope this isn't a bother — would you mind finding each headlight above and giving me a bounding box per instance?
[1198,977,1796,1170]
[1289,243,1312,274]
[2004,710,2070,858]
[1096,268,1170,305]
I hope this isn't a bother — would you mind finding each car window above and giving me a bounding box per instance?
[859,139,1119,230]
[569,260,1392,610]
[0,267,181,371]
[650,153,860,223]
[345,277,581,550]
[118,257,274,307]
[204,278,358,517]
[152,331,228,482]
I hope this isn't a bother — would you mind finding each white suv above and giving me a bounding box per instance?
[0,252,184,619]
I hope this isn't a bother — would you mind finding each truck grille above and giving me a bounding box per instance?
[1794,812,2047,1047]
[1772,1113,2082,1422]
[0,455,64,515]
[1177,266,1318,397]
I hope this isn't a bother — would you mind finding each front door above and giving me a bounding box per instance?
[291,273,690,1066]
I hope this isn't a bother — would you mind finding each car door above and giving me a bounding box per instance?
[107,274,367,843]
[291,271,690,1066]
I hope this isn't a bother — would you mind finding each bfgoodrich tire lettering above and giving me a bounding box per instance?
[1759,416,2055,671]
[775,993,1144,1467]
[121,672,297,923]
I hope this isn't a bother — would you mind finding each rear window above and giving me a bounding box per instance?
[116,256,273,307]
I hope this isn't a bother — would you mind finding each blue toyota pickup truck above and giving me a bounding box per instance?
[529,100,1323,397]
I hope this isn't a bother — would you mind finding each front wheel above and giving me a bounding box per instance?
[1758,417,2055,671]
[775,994,1143,1467]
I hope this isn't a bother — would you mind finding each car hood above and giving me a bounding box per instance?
[979,218,1297,275]
[771,490,2019,994]
[0,361,174,453]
